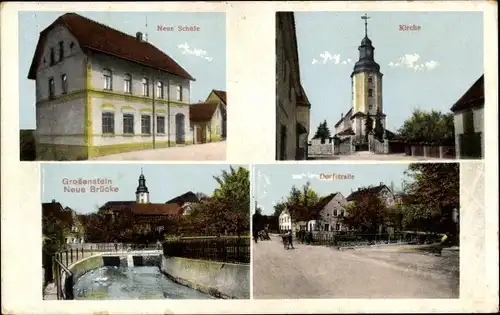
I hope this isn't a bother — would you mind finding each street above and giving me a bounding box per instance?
[89,141,226,161]
[253,235,459,299]
[309,151,445,161]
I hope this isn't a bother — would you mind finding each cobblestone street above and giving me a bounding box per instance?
[253,235,459,299]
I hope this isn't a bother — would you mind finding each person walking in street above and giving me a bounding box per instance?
[253,230,259,244]
[287,229,294,249]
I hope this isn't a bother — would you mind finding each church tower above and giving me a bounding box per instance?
[136,168,149,204]
[350,14,386,136]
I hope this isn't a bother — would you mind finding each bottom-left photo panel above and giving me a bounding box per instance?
[40,163,250,300]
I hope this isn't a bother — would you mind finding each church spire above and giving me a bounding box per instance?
[362,13,370,38]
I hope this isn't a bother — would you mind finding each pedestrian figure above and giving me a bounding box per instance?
[287,229,294,249]
[253,230,259,244]
[114,240,118,252]
[439,233,448,256]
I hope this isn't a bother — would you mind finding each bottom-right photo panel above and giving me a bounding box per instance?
[252,163,460,299]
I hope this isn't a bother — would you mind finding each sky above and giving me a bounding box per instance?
[19,11,226,129]
[41,163,246,214]
[295,11,484,137]
[254,164,414,215]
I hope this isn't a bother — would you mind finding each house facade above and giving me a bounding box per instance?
[276,12,311,160]
[189,89,227,144]
[29,13,195,160]
[278,209,292,232]
[450,74,484,159]
[316,192,349,232]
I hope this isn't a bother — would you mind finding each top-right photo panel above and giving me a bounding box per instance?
[276,11,484,161]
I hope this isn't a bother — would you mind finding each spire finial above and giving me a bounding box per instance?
[145,16,148,42]
[141,167,143,175]
[361,13,371,37]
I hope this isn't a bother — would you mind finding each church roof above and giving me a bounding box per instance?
[28,13,195,81]
[103,202,183,216]
[334,108,353,128]
[450,74,484,112]
[336,127,355,136]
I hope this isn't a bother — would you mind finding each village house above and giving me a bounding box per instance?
[278,209,293,232]
[450,74,484,159]
[28,13,196,160]
[346,182,396,207]
[313,192,349,232]
[189,89,227,144]
[42,200,85,244]
[276,12,311,160]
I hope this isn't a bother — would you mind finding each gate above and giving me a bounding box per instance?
[175,113,185,144]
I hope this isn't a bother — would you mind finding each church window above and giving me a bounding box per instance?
[48,77,55,99]
[368,104,373,111]
[368,88,373,97]
[102,112,115,134]
[368,77,373,84]
[61,74,68,94]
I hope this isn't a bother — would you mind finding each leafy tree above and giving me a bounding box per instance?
[397,109,454,142]
[272,200,287,218]
[213,165,250,216]
[342,190,388,236]
[402,163,459,236]
[284,182,322,223]
[312,120,332,142]
[373,108,385,140]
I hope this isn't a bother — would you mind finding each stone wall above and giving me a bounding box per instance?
[161,256,250,299]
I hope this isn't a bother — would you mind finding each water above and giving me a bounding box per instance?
[73,266,216,299]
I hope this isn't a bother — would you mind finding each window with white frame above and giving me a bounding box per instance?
[123,114,134,134]
[102,112,115,134]
[176,84,182,101]
[124,74,132,93]
[141,115,151,134]
[156,116,165,134]
[142,77,149,96]
[103,69,112,90]
[156,81,164,99]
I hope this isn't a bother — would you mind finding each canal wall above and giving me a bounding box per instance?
[61,252,162,299]
[160,256,250,299]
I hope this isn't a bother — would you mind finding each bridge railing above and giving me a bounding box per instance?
[163,236,250,264]
[296,232,412,247]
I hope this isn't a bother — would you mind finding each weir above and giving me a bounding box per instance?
[127,255,134,267]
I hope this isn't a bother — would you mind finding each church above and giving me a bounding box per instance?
[334,15,391,140]
[99,169,203,224]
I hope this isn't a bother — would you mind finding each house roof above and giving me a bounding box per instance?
[28,13,195,81]
[212,90,227,105]
[42,201,73,225]
[189,102,219,122]
[346,184,390,202]
[450,74,484,112]
[165,191,200,206]
[103,202,183,216]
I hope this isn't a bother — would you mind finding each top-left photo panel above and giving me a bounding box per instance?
[19,11,227,161]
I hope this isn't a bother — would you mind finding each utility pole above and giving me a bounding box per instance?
[152,74,156,149]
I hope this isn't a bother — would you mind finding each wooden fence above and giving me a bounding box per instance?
[163,236,250,264]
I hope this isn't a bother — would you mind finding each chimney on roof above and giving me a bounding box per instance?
[136,32,144,41]
[380,182,384,186]
[341,113,344,119]
[52,199,56,203]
